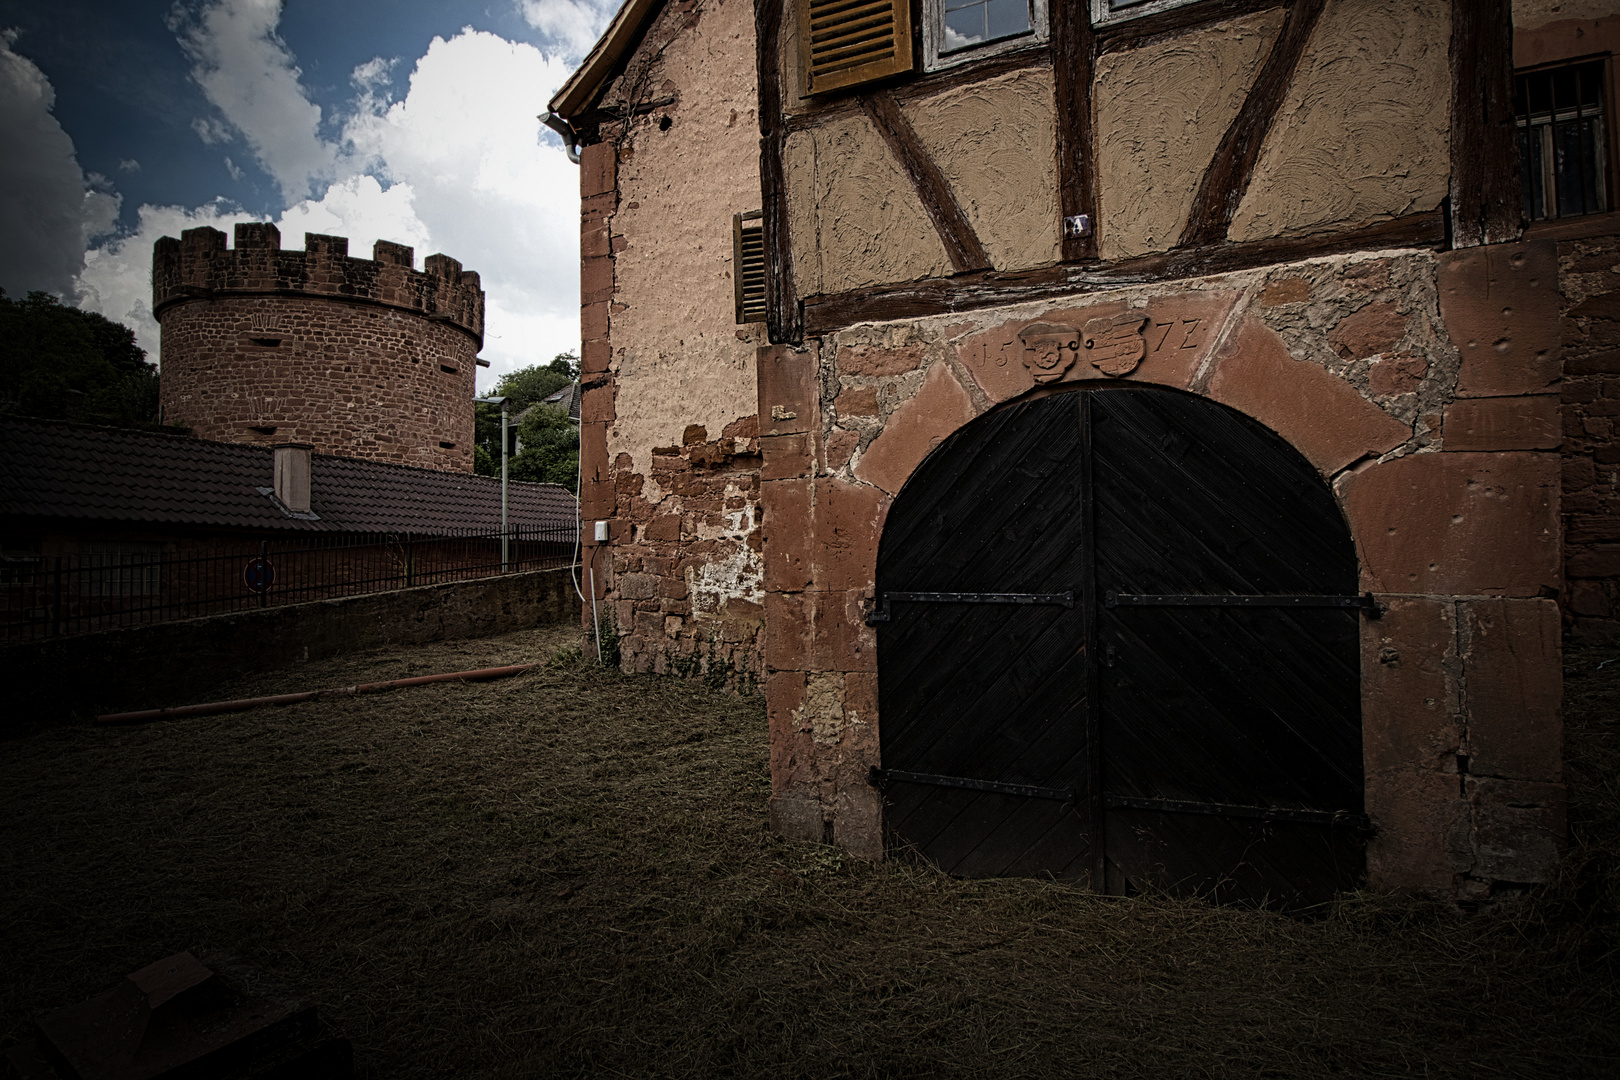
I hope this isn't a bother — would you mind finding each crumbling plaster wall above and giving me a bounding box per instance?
[1229,0,1452,242]
[581,0,768,684]
[901,67,1062,271]
[760,244,1565,897]
[1513,0,1616,25]
[1094,8,1283,260]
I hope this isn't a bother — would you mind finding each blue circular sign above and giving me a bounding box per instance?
[244,557,275,592]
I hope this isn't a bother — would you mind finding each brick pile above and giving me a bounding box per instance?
[155,223,484,473]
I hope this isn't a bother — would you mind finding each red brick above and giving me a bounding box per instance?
[580,378,615,425]
[757,344,817,436]
[1437,239,1561,397]
[761,432,815,481]
[578,140,615,200]
[1206,315,1410,476]
[835,385,881,417]
[1442,395,1561,450]
[1465,777,1565,883]
[1368,353,1429,397]
[1461,598,1562,782]
[824,428,860,473]
[804,589,877,672]
[814,477,886,591]
[1569,544,1620,577]
[1328,301,1408,359]
[581,300,609,344]
[1365,767,1470,895]
[1340,451,1560,596]
[762,478,812,590]
[580,254,614,305]
[854,361,979,495]
[764,590,809,671]
[1362,598,1458,776]
[837,342,925,377]
[580,336,610,376]
[644,514,681,542]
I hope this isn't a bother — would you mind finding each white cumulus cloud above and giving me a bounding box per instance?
[169,0,335,201]
[516,0,619,59]
[78,20,584,393]
[0,31,120,297]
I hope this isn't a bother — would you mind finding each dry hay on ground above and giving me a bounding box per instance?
[2,625,1617,1079]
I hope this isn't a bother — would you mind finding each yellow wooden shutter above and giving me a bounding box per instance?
[801,0,914,96]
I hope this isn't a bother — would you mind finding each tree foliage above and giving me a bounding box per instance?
[0,290,161,428]
[475,352,579,490]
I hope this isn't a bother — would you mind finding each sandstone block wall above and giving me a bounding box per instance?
[1555,230,1620,642]
[155,223,484,472]
[758,243,1565,897]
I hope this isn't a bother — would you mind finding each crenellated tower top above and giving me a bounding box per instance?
[152,222,485,345]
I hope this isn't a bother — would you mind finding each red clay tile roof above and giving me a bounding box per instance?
[0,417,578,536]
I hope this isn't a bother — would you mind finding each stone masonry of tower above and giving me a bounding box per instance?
[154,222,485,472]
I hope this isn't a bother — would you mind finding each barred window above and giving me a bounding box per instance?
[1516,59,1611,222]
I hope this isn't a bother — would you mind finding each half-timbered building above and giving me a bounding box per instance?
[546,0,1620,903]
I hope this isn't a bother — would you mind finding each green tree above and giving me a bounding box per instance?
[0,290,161,428]
[475,351,579,481]
[509,402,579,490]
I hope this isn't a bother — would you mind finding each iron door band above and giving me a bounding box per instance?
[1105,592,1376,610]
[865,590,1075,625]
[868,769,1370,829]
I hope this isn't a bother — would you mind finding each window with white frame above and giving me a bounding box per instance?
[1089,0,1204,27]
[924,0,1046,71]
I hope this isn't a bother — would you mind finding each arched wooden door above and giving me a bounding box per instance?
[872,386,1366,906]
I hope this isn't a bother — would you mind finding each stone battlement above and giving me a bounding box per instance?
[153,223,484,344]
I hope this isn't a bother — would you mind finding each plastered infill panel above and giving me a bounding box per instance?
[901,67,1061,272]
[783,114,953,298]
[1093,8,1284,260]
[1228,0,1451,243]
[607,0,763,476]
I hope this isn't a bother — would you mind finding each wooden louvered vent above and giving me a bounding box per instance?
[733,211,767,324]
[802,0,914,96]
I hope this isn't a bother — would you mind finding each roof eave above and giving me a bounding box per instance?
[547,0,668,122]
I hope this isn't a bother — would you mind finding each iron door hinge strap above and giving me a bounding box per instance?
[1103,794,1372,830]
[866,590,1075,625]
[1105,591,1376,610]
[869,766,1076,803]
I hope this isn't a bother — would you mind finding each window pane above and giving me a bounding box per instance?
[943,0,986,50]
[985,0,1030,42]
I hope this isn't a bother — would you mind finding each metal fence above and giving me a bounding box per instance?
[1,525,579,643]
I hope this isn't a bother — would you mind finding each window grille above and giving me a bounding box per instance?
[1516,59,1610,222]
[734,211,768,325]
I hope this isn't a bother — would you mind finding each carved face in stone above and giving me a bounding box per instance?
[1018,321,1081,383]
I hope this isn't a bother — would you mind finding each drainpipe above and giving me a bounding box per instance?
[539,110,581,165]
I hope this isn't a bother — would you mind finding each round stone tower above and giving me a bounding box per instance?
[154,222,485,473]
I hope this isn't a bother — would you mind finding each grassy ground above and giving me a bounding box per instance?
[2,626,1617,1079]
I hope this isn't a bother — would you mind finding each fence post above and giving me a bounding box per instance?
[53,555,63,637]
[407,533,415,588]
[258,540,268,608]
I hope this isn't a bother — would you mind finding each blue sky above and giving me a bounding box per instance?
[0,0,616,390]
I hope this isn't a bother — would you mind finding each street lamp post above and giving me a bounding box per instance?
[475,395,510,571]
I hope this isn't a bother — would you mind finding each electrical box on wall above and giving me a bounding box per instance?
[594,520,609,543]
